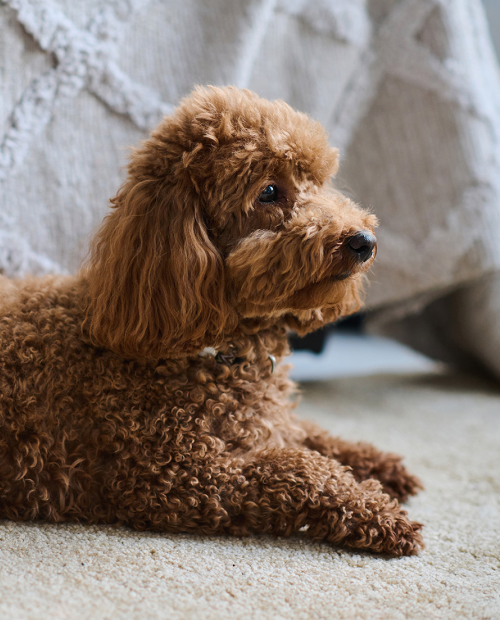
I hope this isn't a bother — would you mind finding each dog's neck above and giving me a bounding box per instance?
[192,318,288,376]
[199,318,290,364]
[199,346,277,374]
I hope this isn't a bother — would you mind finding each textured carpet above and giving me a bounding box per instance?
[1,371,499,620]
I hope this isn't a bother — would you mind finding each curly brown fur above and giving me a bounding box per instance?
[0,87,423,557]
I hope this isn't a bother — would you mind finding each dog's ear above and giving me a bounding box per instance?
[85,171,234,359]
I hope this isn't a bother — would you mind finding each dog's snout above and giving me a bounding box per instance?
[346,231,377,263]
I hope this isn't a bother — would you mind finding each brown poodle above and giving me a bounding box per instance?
[0,86,423,556]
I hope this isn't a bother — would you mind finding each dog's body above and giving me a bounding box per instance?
[0,87,423,556]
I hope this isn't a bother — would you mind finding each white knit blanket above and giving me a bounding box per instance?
[2,0,500,314]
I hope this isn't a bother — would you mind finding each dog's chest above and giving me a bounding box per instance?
[150,348,296,452]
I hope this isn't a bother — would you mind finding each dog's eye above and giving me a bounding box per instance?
[258,184,278,203]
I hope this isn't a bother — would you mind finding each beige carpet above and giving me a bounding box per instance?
[1,371,499,619]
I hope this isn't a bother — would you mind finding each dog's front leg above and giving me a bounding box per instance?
[225,448,423,556]
[297,421,423,502]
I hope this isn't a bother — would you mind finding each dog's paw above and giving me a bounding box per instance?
[346,502,424,557]
[372,512,424,557]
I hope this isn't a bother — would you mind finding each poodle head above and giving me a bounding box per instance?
[86,86,377,358]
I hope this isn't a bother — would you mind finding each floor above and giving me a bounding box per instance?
[1,362,499,619]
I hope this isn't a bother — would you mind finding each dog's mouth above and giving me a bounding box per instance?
[294,271,352,295]
[281,270,356,310]
[329,271,351,282]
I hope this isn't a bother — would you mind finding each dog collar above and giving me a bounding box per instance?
[200,347,276,374]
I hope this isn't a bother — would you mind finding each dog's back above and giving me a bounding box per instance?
[0,275,109,521]
[0,275,294,526]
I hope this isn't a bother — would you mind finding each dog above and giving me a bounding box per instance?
[0,86,423,556]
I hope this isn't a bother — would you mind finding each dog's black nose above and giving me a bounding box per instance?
[346,231,377,263]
